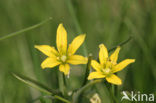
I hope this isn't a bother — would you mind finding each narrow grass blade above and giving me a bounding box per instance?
[108,36,132,52]
[65,0,88,56]
[12,73,57,95]
[0,17,52,41]
[124,18,156,78]
[31,95,71,103]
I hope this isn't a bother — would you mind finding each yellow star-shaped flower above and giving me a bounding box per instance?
[88,44,135,85]
[35,23,87,75]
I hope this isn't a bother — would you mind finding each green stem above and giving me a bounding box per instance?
[13,73,70,103]
[108,36,132,52]
[58,71,65,96]
[12,73,58,95]
[0,17,52,41]
[82,53,92,86]
[72,80,102,103]
[54,95,71,103]
[31,95,71,103]
[111,85,116,103]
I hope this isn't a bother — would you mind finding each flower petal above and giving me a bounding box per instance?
[110,46,120,64]
[99,44,108,64]
[35,45,58,57]
[41,57,60,69]
[112,59,135,73]
[106,74,122,85]
[67,55,88,65]
[91,60,101,72]
[68,34,86,55]
[56,23,67,54]
[88,72,105,80]
[59,64,70,75]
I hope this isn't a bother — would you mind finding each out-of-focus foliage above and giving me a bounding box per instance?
[0,0,155,103]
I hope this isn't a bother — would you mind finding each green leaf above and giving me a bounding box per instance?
[0,17,52,41]
[13,73,71,103]
[12,73,56,95]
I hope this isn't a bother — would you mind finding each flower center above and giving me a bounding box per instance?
[60,55,67,62]
[102,68,111,74]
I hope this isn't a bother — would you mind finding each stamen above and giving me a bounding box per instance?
[60,55,67,62]
[56,57,60,60]
[102,68,111,74]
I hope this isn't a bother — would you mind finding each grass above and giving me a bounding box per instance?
[0,0,156,103]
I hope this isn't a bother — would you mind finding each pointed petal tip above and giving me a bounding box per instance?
[34,45,39,48]
[77,34,86,41]
[57,23,64,30]
[80,34,86,39]
[87,76,93,80]
[81,34,86,37]
[117,46,121,49]
[132,59,135,62]
[99,44,104,48]
[41,65,46,69]
[128,59,136,63]
[115,80,122,85]
[99,43,107,50]
[58,23,63,26]
[41,63,46,69]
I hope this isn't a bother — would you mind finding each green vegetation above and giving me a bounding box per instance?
[0,0,155,103]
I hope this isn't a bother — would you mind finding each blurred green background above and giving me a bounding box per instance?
[0,0,156,103]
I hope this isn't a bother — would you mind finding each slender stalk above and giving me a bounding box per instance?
[82,53,92,86]
[58,71,65,96]
[72,80,102,103]
[111,85,115,103]
[54,95,71,103]
[31,95,71,103]
[13,73,70,103]
[12,73,58,95]
[108,36,132,52]
[0,17,52,41]
[111,73,118,103]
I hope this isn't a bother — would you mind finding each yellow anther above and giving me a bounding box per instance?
[61,55,67,62]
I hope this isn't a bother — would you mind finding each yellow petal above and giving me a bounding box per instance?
[99,44,108,64]
[112,59,135,73]
[59,64,70,75]
[91,60,101,72]
[67,55,88,65]
[56,23,67,54]
[106,74,122,85]
[88,72,105,80]
[68,34,86,55]
[110,46,120,64]
[35,45,58,57]
[41,57,60,69]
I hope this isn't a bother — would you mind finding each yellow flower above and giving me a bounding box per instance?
[35,23,87,75]
[88,44,135,85]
